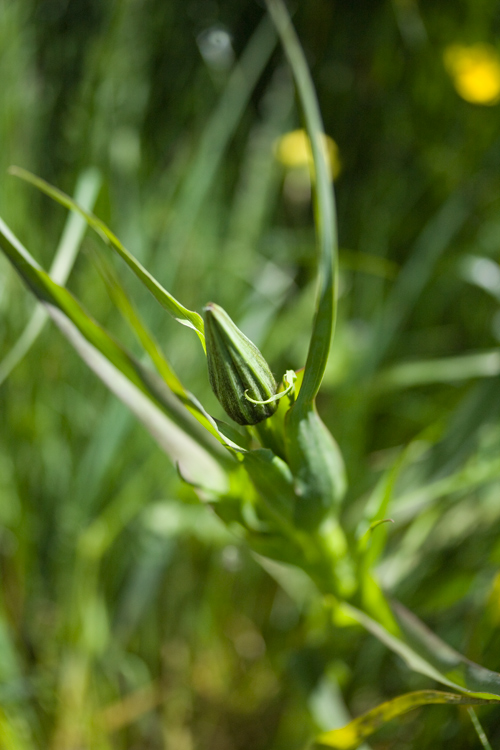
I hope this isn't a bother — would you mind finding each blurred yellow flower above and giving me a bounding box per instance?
[274,129,341,179]
[444,43,500,105]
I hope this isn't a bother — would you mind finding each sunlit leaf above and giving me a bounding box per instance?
[393,601,500,697]
[89,248,246,451]
[266,0,338,406]
[0,167,101,386]
[314,690,497,749]
[9,166,206,346]
[0,217,229,492]
[338,602,500,699]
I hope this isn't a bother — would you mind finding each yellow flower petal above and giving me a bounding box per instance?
[274,129,341,179]
[444,43,500,105]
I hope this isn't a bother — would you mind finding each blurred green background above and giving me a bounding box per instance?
[2,0,500,747]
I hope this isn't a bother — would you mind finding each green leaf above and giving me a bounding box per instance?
[89,249,246,452]
[337,601,500,700]
[267,0,346,532]
[266,0,338,405]
[242,448,296,525]
[0,167,101,386]
[314,690,497,749]
[393,601,500,697]
[0,217,229,493]
[284,402,346,529]
[9,166,206,346]
[375,350,500,392]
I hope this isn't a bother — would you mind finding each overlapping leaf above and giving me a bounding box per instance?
[9,166,206,345]
[0,218,229,491]
[314,690,496,750]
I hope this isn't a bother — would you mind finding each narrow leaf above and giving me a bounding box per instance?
[375,350,500,392]
[0,218,229,490]
[467,707,494,750]
[47,305,228,492]
[266,0,338,405]
[393,601,500,697]
[314,690,497,750]
[90,249,246,451]
[9,166,206,346]
[267,0,346,531]
[0,168,101,386]
[338,601,500,699]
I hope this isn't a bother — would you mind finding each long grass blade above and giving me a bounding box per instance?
[0,218,229,490]
[393,601,500,697]
[156,13,277,280]
[89,248,246,451]
[375,350,500,391]
[314,690,497,749]
[0,168,101,385]
[266,0,338,406]
[467,707,493,750]
[8,166,206,346]
[339,601,500,699]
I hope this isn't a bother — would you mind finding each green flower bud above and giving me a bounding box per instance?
[203,303,278,425]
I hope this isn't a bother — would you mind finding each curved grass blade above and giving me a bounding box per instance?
[267,0,346,527]
[337,601,500,700]
[158,13,277,280]
[266,0,338,406]
[309,674,373,750]
[364,189,471,374]
[8,166,206,347]
[393,601,500,697]
[0,217,229,490]
[468,707,494,750]
[0,167,101,386]
[48,305,228,492]
[89,248,246,452]
[314,690,497,749]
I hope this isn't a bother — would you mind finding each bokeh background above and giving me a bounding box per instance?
[2,0,500,747]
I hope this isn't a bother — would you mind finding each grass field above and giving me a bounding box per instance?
[2,1,500,748]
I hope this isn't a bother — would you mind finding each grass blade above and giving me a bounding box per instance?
[375,350,500,391]
[339,601,500,699]
[0,168,101,386]
[266,0,338,406]
[8,166,206,346]
[89,248,246,451]
[314,690,497,749]
[0,217,229,491]
[157,13,277,279]
[467,707,493,750]
[267,0,346,527]
[393,601,500,697]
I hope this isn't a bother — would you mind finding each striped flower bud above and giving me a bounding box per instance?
[203,303,278,425]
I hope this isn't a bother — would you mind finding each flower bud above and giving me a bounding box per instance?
[203,303,278,425]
